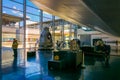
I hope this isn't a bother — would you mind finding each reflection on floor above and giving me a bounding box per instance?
[1,50,120,80]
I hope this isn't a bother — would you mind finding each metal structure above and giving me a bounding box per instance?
[23,0,27,64]
[0,0,2,79]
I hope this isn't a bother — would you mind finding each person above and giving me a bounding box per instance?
[35,39,39,50]
[56,40,60,50]
[12,38,18,57]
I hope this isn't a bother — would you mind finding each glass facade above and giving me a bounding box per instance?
[0,0,78,76]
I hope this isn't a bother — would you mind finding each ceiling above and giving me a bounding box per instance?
[31,0,120,37]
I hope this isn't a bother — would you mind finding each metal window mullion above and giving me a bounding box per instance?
[40,10,43,32]
[62,20,64,42]
[52,15,55,45]
[23,0,26,66]
[0,0,2,53]
[74,25,77,39]
[69,23,72,40]
[0,0,2,79]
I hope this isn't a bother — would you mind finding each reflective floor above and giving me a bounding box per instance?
[1,50,120,80]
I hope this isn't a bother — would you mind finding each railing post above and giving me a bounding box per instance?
[81,51,86,69]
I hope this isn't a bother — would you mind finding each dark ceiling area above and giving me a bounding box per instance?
[31,0,120,37]
[83,0,120,36]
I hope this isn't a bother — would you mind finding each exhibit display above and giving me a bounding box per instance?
[48,39,82,70]
[39,27,53,50]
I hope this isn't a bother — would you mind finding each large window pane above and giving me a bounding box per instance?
[26,6,40,16]
[2,0,24,68]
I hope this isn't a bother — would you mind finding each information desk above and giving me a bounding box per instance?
[48,50,83,70]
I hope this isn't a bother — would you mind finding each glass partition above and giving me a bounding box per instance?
[2,0,25,65]
[1,0,78,79]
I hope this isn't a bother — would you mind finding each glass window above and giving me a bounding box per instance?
[3,0,23,11]
[26,6,40,16]
[43,11,52,19]
[10,0,23,4]
[27,0,39,8]
[43,17,52,22]
[3,7,23,17]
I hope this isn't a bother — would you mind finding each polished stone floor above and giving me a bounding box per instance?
[1,50,120,80]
